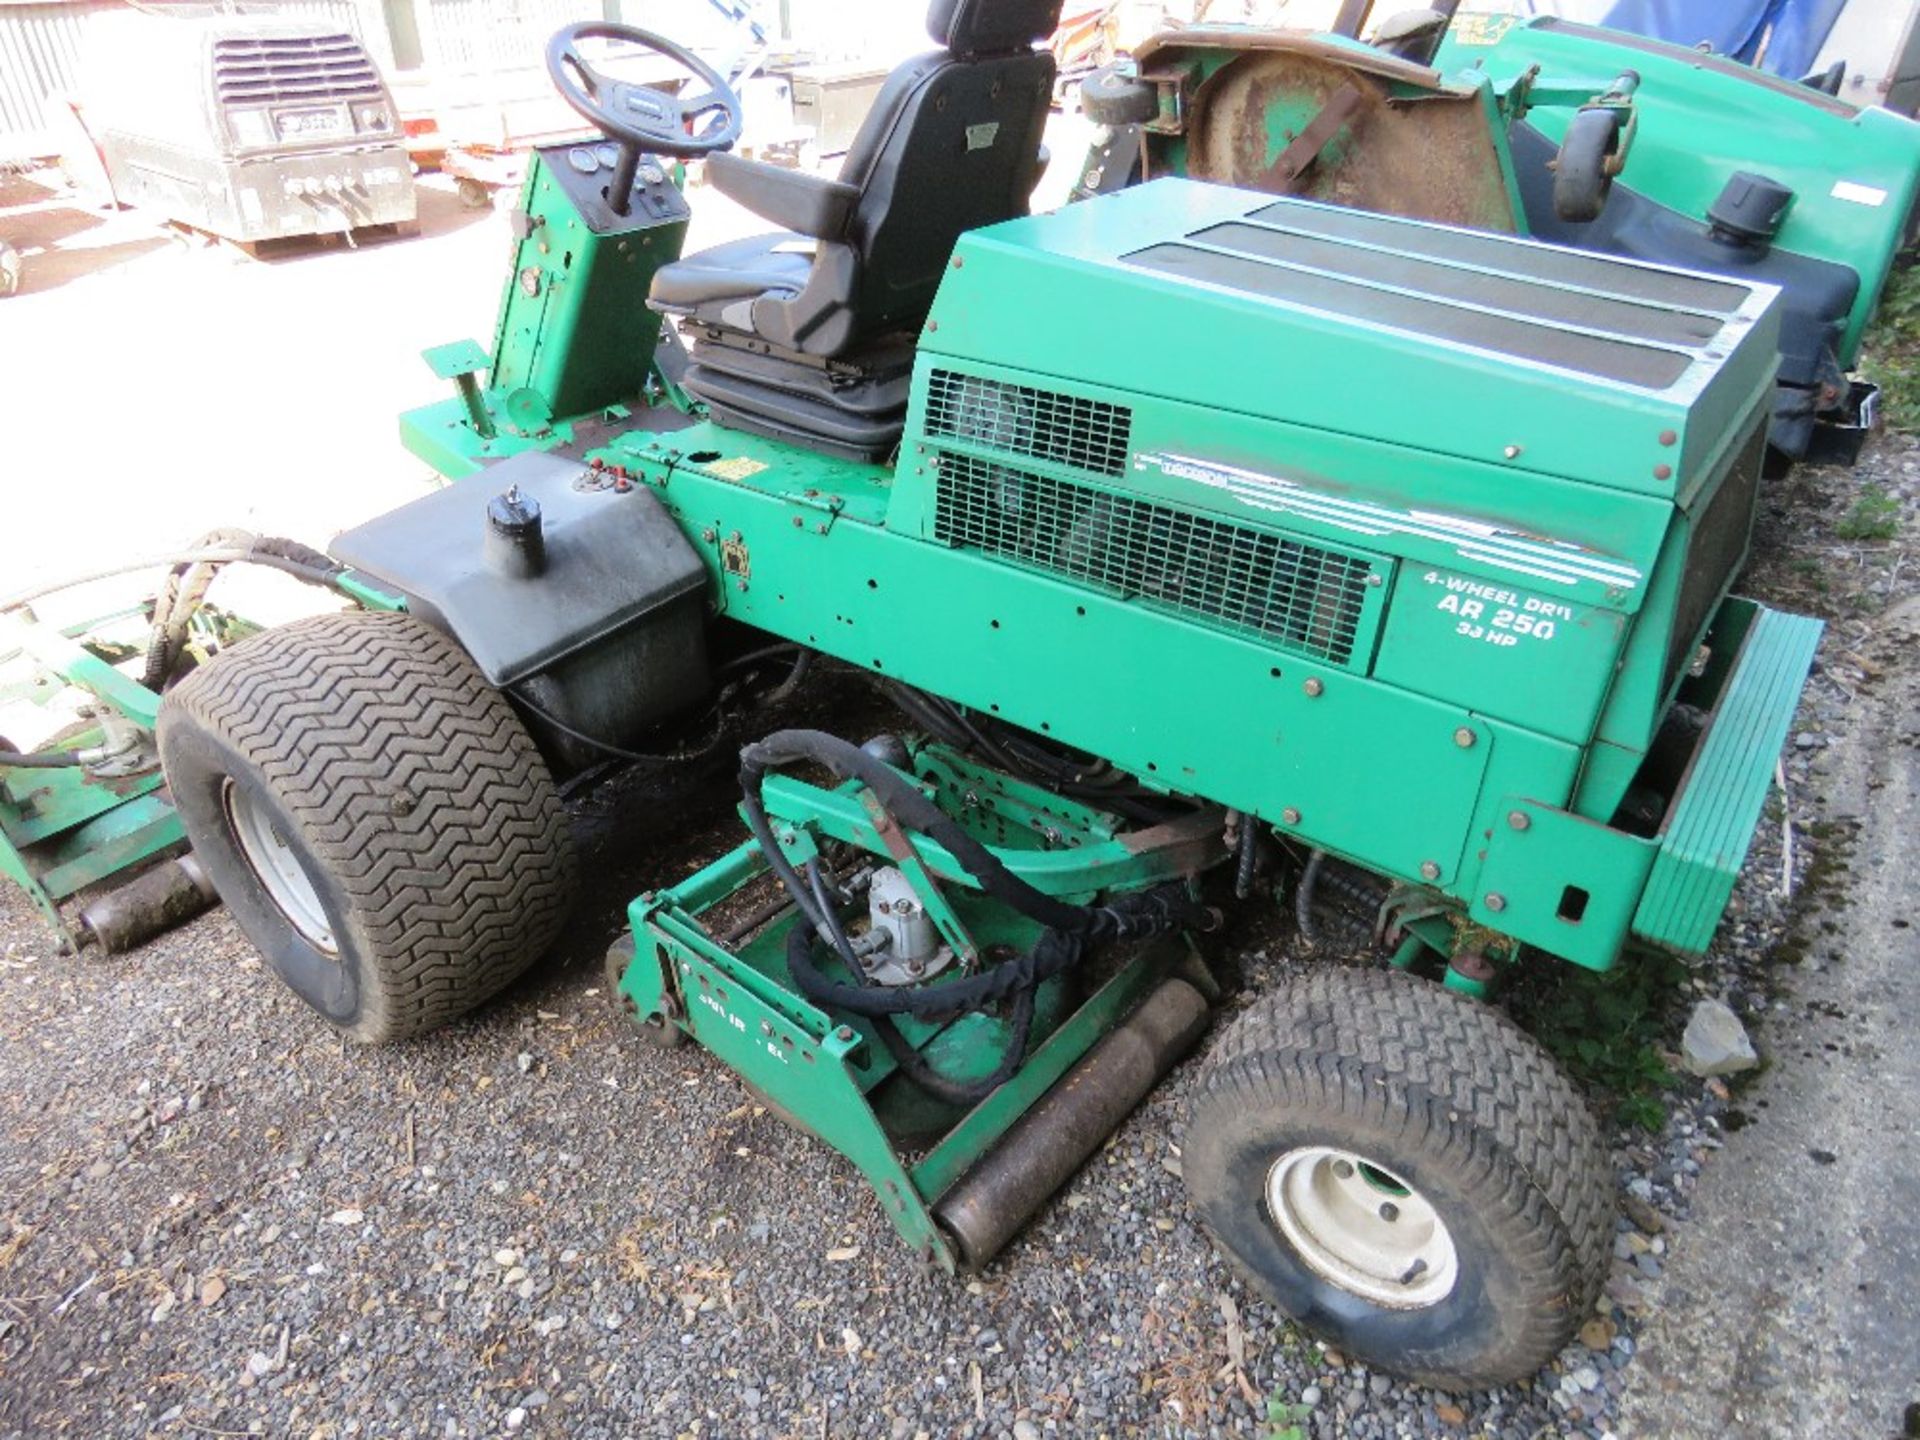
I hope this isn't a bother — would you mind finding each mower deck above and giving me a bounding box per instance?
[623,741,1221,1268]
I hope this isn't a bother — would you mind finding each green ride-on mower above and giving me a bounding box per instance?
[134,0,1824,1390]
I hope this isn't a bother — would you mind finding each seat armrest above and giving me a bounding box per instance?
[706,152,858,241]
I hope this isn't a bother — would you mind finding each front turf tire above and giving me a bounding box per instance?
[1182,967,1612,1390]
[158,611,577,1043]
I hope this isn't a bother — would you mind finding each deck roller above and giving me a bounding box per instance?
[933,976,1211,1270]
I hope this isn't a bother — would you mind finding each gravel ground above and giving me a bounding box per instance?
[2,431,1914,1434]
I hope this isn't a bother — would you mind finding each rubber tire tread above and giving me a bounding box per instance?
[1080,66,1159,127]
[1185,967,1613,1389]
[1552,107,1618,224]
[159,611,575,1043]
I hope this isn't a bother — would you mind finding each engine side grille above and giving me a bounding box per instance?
[926,369,1132,477]
[1665,423,1764,693]
[934,452,1379,665]
[212,34,383,107]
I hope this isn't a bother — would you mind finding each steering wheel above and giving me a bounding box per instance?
[545,21,745,161]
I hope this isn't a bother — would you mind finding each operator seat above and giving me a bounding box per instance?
[648,0,1065,461]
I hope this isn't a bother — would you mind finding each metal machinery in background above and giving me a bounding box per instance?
[57,0,1831,1392]
[1439,13,1920,462]
[59,8,415,245]
[423,0,805,210]
[0,603,202,955]
[1070,5,1920,464]
[0,535,373,954]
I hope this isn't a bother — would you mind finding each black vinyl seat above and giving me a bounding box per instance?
[648,0,1064,461]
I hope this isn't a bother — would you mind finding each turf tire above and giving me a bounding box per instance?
[158,611,576,1043]
[1182,967,1612,1390]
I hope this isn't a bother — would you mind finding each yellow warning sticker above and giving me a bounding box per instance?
[705,456,770,481]
[1450,12,1520,46]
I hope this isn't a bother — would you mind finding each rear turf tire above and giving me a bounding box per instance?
[158,611,576,1043]
[1182,967,1612,1390]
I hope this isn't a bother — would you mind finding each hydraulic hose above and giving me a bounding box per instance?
[794,852,1034,1107]
[874,679,1176,824]
[1295,847,1327,948]
[1,538,349,615]
[738,729,1210,1103]
[1315,857,1389,918]
[0,746,84,769]
[1234,816,1258,900]
[143,528,260,689]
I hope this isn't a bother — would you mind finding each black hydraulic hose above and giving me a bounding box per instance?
[876,680,1177,824]
[804,859,865,975]
[0,747,84,769]
[870,988,1037,1107]
[1296,848,1327,948]
[2,539,351,618]
[712,641,803,678]
[1234,818,1258,900]
[142,563,191,689]
[741,729,1092,933]
[1316,858,1389,918]
[740,728,1210,1103]
[763,649,814,707]
[781,898,1101,1020]
[510,686,729,765]
[799,852,1038,1106]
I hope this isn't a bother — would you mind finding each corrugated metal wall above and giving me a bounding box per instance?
[0,0,113,143]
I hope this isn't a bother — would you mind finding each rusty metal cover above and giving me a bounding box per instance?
[1132,29,1517,233]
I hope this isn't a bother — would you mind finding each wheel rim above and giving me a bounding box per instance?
[1265,1146,1458,1309]
[223,781,337,955]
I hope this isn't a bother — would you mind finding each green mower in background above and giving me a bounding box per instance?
[1070,3,1920,466]
[10,0,1841,1392]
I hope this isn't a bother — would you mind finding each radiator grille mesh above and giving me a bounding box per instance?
[926,369,1132,477]
[1666,424,1764,692]
[933,452,1376,664]
[213,34,383,107]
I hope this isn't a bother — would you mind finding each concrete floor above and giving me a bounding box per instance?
[2,171,501,603]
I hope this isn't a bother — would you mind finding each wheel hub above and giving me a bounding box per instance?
[224,781,337,955]
[1265,1146,1458,1309]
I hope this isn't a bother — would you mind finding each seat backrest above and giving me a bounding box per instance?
[833,0,1062,343]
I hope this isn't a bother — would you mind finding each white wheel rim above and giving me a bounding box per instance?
[224,781,336,955]
[1265,1146,1458,1309]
